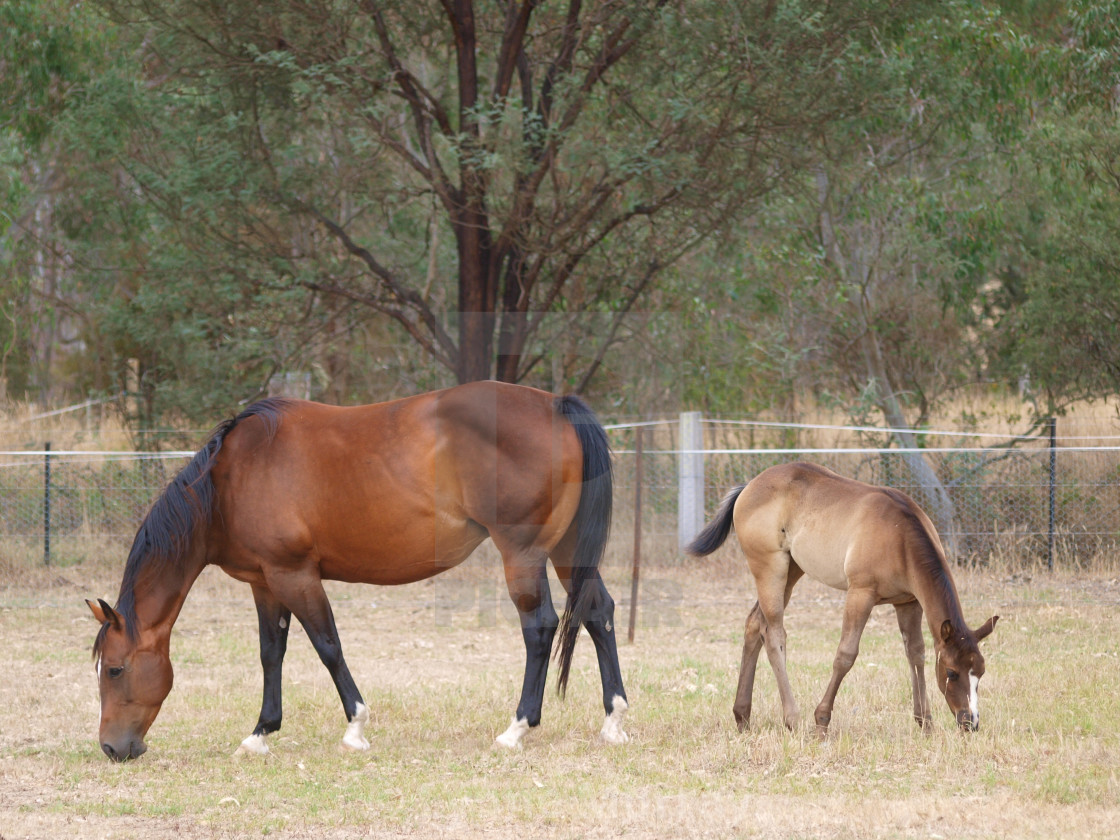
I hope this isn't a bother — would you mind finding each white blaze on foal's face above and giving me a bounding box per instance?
[968,670,980,723]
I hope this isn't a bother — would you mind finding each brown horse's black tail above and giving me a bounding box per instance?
[686,484,746,556]
[553,395,613,697]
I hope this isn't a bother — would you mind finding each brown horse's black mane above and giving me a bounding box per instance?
[93,399,291,655]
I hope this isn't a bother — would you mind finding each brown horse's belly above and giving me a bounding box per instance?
[315,519,489,586]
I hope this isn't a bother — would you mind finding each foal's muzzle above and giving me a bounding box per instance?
[956,710,979,732]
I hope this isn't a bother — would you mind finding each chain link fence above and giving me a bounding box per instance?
[3,416,1119,571]
[0,450,191,568]
[607,419,1120,569]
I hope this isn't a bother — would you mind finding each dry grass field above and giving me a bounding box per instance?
[2,549,1119,840]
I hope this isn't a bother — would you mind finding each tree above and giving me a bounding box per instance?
[88,0,929,394]
[984,1,1120,412]
[0,0,107,399]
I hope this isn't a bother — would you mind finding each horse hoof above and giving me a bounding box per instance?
[599,695,630,745]
[341,703,370,751]
[599,727,630,745]
[495,717,530,750]
[235,733,270,757]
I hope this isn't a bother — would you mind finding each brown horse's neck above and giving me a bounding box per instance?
[127,537,209,645]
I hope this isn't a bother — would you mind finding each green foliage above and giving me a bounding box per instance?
[4,0,1120,425]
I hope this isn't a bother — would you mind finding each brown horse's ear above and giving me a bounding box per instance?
[974,615,999,641]
[940,619,954,643]
[87,598,121,630]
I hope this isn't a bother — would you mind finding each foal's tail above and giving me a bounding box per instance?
[686,484,746,556]
[553,395,613,697]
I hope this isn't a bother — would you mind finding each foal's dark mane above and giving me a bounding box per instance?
[888,489,968,635]
[93,399,290,655]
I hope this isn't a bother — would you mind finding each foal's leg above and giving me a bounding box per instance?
[813,586,877,735]
[494,549,559,749]
[895,599,932,730]
[734,564,802,732]
[267,571,370,751]
[753,561,801,731]
[237,584,292,756]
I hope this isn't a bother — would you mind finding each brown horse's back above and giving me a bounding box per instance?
[207,382,581,586]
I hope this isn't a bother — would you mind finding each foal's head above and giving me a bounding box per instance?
[935,615,998,731]
[87,599,174,761]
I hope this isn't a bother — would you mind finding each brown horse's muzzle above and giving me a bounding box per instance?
[101,736,147,761]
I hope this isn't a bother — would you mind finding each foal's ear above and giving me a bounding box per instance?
[939,619,954,643]
[87,598,122,629]
[974,615,999,641]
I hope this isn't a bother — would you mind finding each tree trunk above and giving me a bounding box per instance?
[815,171,959,556]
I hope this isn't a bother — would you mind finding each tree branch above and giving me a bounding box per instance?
[293,197,459,365]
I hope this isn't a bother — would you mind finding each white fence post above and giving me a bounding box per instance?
[678,411,705,551]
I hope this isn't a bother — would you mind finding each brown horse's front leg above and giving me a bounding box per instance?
[895,600,932,730]
[237,585,292,756]
[733,602,765,732]
[268,572,370,752]
[813,587,876,736]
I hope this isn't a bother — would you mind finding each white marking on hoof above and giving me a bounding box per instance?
[236,733,270,756]
[599,694,630,745]
[342,703,371,751]
[495,717,530,749]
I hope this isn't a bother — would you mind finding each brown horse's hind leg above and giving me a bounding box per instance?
[813,586,877,736]
[494,547,558,749]
[236,584,292,756]
[548,530,629,745]
[895,599,932,730]
[734,563,802,732]
[579,572,629,743]
[265,569,370,751]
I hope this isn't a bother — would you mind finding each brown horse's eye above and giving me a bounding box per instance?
[107,666,125,679]
[946,669,959,682]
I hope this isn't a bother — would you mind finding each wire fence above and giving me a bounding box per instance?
[2,416,1119,571]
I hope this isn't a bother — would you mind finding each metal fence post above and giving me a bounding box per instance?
[1047,417,1056,572]
[678,411,705,551]
[43,442,51,567]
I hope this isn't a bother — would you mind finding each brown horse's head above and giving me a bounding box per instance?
[87,598,173,761]
[935,615,998,731]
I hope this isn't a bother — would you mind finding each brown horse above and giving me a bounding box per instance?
[86,381,628,761]
[688,462,997,735]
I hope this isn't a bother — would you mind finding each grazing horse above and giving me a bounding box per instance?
[688,462,997,734]
[86,381,628,761]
